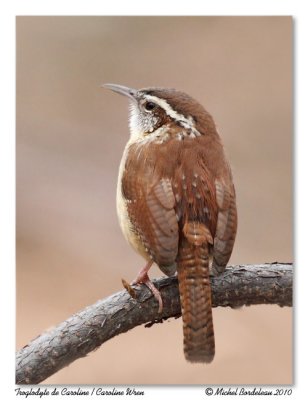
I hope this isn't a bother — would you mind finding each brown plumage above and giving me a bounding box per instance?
[104,84,237,363]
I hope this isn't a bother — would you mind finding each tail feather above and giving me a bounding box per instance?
[177,221,215,363]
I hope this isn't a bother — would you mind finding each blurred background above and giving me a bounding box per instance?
[16,17,292,384]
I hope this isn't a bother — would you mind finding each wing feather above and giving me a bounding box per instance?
[212,180,237,274]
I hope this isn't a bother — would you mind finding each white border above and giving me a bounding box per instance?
[1,1,306,399]
[3,0,298,16]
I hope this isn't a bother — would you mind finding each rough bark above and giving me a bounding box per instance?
[16,262,292,384]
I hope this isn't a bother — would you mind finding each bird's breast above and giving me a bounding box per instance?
[116,141,151,261]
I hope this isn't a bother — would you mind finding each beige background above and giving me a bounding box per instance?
[16,16,293,384]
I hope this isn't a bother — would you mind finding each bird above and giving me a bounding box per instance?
[103,83,237,363]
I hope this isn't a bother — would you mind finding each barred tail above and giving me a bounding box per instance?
[177,221,215,363]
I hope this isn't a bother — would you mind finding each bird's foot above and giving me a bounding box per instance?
[130,261,163,314]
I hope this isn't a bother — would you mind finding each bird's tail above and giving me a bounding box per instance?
[177,221,215,363]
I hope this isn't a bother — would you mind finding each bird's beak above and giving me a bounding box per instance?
[102,83,138,102]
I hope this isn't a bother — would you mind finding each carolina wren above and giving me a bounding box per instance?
[104,84,237,363]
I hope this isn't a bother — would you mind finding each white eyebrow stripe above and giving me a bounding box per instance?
[143,94,201,136]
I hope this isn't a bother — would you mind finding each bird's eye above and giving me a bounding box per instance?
[144,101,156,111]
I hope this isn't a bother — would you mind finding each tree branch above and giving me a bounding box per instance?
[16,263,292,384]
